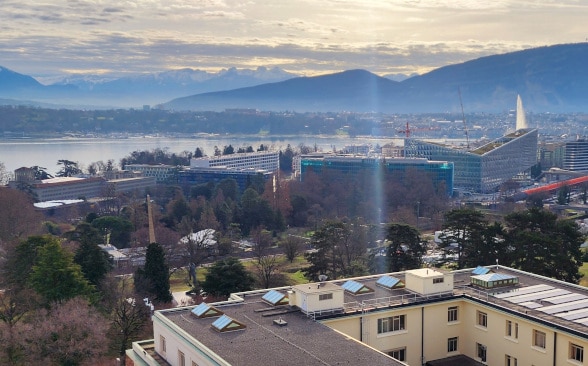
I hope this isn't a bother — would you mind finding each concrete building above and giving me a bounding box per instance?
[127,265,588,366]
[124,164,179,183]
[190,151,279,172]
[405,129,538,194]
[563,139,588,172]
[28,176,106,201]
[299,154,454,196]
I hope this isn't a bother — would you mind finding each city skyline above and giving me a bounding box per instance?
[1,0,587,81]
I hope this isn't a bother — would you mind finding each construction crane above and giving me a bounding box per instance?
[458,87,470,149]
[398,121,411,138]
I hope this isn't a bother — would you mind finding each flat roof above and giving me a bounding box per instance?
[162,293,402,366]
[159,266,588,365]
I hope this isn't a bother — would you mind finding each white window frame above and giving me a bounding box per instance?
[378,315,406,334]
[570,343,584,362]
[447,337,458,353]
[448,306,458,322]
[477,311,487,328]
[506,320,518,339]
[505,354,518,366]
[476,342,487,362]
[533,330,546,349]
[387,347,406,361]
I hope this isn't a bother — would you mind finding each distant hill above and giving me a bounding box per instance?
[1,43,587,112]
[163,43,588,113]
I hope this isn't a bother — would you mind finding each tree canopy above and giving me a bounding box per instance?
[134,242,173,303]
[385,223,426,272]
[202,257,254,298]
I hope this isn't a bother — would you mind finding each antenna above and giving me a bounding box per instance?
[458,87,470,149]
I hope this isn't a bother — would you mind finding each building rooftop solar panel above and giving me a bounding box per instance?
[538,299,588,315]
[518,301,543,309]
[493,284,553,299]
[505,289,569,304]
[543,293,588,305]
[559,309,588,321]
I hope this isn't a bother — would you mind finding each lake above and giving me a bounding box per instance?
[0,135,401,176]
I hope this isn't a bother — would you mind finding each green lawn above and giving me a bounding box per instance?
[580,262,588,287]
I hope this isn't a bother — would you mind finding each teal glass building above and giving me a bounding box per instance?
[300,155,454,196]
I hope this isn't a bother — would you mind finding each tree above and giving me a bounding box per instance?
[0,188,43,257]
[256,254,280,289]
[304,221,368,281]
[67,222,112,287]
[22,298,108,365]
[438,208,487,269]
[504,208,584,283]
[222,144,235,155]
[194,147,205,158]
[385,223,426,272]
[56,159,82,177]
[103,277,150,365]
[91,216,133,248]
[29,238,93,304]
[0,161,10,185]
[202,257,254,298]
[134,242,173,303]
[281,235,303,263]
[30,166,53,180]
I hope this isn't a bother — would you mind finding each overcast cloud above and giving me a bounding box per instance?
[0,0,586,79]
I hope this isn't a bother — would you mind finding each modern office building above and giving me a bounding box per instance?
[127,265,588,366]
[563,139,588,172]
[190,151,279,172]
[405,129,538,194]
[177,167,274,193]
[299,155,454,196]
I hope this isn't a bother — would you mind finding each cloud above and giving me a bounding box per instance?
[0,0,586,78]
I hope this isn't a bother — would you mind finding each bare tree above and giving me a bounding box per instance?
[256,254,280,289]
[281,235,304,263]
[106,277,151,365]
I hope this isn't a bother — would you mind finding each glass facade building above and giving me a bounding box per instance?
[563,140,588,172]
[177,167,273,192]
[300,155,454,196]
[404,129,538,193]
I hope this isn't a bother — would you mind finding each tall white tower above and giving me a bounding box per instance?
[516,95,528,130]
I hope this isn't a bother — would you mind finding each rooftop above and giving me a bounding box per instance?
[156,265,588,365]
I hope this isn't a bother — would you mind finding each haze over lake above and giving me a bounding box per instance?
[0,135,401,176]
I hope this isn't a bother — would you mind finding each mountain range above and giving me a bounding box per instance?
[1,43,587,112]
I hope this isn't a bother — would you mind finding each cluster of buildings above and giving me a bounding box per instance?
[126,265,588,366]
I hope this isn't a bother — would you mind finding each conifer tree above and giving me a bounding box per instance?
[134,243,173,303]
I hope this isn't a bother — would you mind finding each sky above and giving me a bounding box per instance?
[1,0,587,80]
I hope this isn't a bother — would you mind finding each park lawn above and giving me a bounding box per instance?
[580,262,588,287]
[169,267,208,293]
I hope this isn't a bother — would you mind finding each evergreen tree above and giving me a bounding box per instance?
[505,208,584,283]
[438,208,487,269]
[134,243,173,303]
[202,257,254,298]
[29,238,93,304]
[68,223,112,287]
[386,223,426,272]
